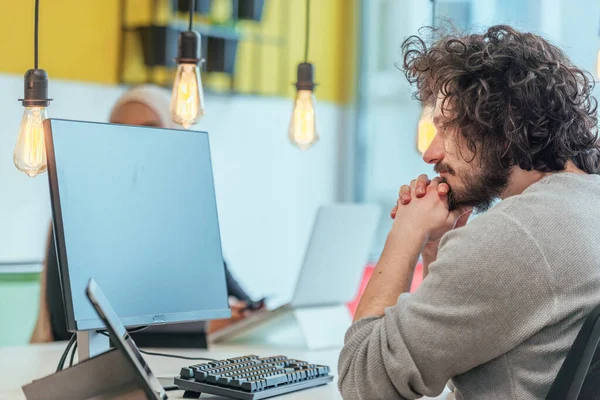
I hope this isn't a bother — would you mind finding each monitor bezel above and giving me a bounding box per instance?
[44,118,231,332]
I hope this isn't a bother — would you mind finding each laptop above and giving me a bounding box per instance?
[209,203,381,344]
[86,278,169,400]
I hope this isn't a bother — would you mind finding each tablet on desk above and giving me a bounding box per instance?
[86,278,170,400]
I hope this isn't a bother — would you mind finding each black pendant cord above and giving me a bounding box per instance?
[189,0,195,31]
[20,0,51,108]
[431,0,436,28]
[304,0,310,62]
[34,0,40,69]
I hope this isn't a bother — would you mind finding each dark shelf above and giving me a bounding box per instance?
[137,25,181,67]
[203,35,239,74]
[237,0,266,21]
[173,0,212,15]
[136,22,241,74]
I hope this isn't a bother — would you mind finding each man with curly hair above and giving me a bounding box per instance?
[338,25,600,400]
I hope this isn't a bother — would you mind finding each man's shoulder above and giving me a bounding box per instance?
[435,201,549,282]
[466,173,600,234]
[440,204,530,252]
[461,202,519,233]
[457,181,558,236]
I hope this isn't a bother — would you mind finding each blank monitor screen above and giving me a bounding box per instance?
[45,119,230,331]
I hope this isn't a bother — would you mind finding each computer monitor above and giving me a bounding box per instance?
[44,119,230,357]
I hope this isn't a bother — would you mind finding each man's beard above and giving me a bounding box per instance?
[434,160,510,213]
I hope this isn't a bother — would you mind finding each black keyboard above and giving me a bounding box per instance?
[174,354,333,399]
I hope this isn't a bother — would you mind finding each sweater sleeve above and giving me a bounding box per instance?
[337,211,556,400]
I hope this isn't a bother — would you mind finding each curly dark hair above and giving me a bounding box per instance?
[402,25,600,173]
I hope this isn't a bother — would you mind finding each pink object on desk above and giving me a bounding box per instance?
[347,263,424,317]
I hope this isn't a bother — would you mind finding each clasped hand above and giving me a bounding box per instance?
[389,174,471,245]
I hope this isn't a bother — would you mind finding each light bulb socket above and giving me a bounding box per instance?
[294,62,316,91]
[176,30,201,64]
[19,69,52,107]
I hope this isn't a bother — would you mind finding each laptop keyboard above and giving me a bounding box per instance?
[174,354,333,399]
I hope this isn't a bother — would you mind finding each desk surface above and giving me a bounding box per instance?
[0,342,451,400]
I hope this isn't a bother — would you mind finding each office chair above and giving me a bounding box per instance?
[546,303,600,399]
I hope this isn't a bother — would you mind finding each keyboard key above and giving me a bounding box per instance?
[205,374,222,384]
[217,376,233,386]
[194,370,209,382]
[317,365,330,376]
[229,377,248,388]
[241,379,267,392]
[240,381,255,392]
[179,367,194,379]
[265,374,289,387]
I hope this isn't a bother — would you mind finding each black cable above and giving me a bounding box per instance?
[56,333,77,372]
[96,330,217,361]
[139,350,217,362]
[304,0,310,62]
[188,0,195,31]
[69,341,78,367]
[95,325,151,339]
[128,325,152,334]
[431,0,436,28]
[34,0,40,69]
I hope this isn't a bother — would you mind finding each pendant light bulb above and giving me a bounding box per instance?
[289,90,318,150]
[290,0,318,150]
[289,63,318,150]
[15,1,51,177]
[417,105,436,155]
[171,63,204,129]
[14,69,51,177]
[14,106,48,177]
[171,30,204,129]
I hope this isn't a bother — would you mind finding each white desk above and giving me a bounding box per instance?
[0,342,452,399]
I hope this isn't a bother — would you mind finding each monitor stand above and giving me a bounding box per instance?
[77,330,110,361]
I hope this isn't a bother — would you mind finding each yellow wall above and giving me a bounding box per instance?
[1,1,120,84]
[0,0,357,104]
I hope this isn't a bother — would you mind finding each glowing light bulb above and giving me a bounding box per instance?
[170,63,204,129]
[417,106,437,155]
[13,107,48,177]
[289,90,318,150]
